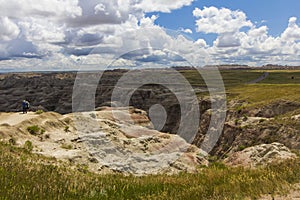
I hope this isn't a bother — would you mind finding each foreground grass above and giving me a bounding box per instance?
[0,142,300,199]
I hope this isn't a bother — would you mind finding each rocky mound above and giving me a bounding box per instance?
[252,100,300,118]
[224,142,296,168]
[0,107,208,175]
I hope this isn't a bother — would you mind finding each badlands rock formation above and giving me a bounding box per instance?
[224,142,296,167]
[0,107,208,175]
[1,72,299,160]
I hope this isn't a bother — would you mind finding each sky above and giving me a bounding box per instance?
[0,0,300,71]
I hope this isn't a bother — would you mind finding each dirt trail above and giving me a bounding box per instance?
[0,112,38,126]
[247,72,269,84]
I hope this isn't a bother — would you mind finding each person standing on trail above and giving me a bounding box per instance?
[22,100,30,114]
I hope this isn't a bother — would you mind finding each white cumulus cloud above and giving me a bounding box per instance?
[134,0,194,13]
[281,17,300,42]
[0,17,20,41]
[0,0,82,19]
[193,6,253,34]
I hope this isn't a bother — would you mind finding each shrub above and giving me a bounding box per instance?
[208,155,218,162]
[27,125,44,135]
[259,118,265,123]
[236,105,244,114]
[27,125,40,135]
[64,126,70,132]
[24,140,33,152]
[238,145,246,151]
[61,144,72,150]
[63,117,71,124]
[35,110,44,114]
[8,138,16,145]
[40,129,45,135]
[209,161,227,169]
[234,118,239,125]
[45,134,50,139]
[242,114,248,121]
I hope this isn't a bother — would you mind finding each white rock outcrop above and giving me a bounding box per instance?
[224,142,296,168]
[0,107,208,175]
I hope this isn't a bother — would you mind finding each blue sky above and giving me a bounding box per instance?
[0,0,300,71]
[148,0,300,44]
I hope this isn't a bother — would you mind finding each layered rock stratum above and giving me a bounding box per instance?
[224,142,296,167]
[0,107,208,175]
[1,71,300,162]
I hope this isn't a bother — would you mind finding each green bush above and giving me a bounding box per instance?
[64,126,70,132]
[61,144,72,150]
[238,145,246,151]
[24,140,33,152]
[35,110,44,114]
[236,105,245,114]
[27,125,40,135]
[243,114,248,121]
[27,125,45,135]
[207,155,218,162]
[40,129,45,135]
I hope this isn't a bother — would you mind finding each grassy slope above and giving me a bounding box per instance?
[1,142,300,200]
[228,84,300,106]
[181,69,300,107]
[227,70,300,106]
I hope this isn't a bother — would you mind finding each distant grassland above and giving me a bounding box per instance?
[252,70,300,73]
[1,142,300,200]
[228,84,300,106]
[181,69,300,86]
[180,69,300,106]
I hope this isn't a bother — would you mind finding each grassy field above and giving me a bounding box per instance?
[181,69,300,106]
[0,142,300,200]
[228,84,300,106]
[225,70,300,107]
[181,69,300,86]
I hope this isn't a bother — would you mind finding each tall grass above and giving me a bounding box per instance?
[0,142,299,199]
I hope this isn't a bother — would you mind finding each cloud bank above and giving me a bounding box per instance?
[0,2,299,71]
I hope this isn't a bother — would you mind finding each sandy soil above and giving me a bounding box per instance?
[0,112,38,126]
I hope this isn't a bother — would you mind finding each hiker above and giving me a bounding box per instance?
[22,100,30,114]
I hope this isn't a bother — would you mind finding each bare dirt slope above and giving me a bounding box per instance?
[0,112,38,126]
